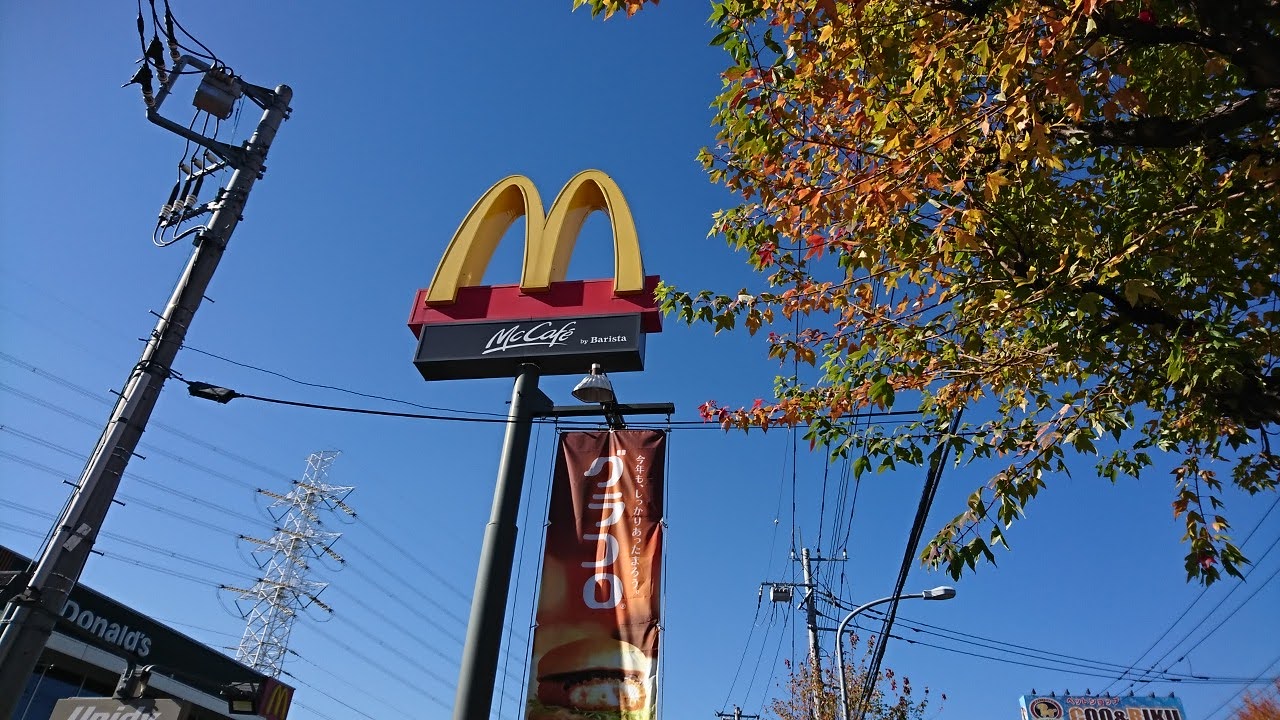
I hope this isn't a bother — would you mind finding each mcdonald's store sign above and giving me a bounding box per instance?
[408,170,662,381]
[255,678,294,720]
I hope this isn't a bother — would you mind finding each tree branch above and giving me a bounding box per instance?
[1053,89,1280,148]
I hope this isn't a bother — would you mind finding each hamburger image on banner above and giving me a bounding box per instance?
[527,430,666,720]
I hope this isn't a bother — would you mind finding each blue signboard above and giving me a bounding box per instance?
[1020,695,1188,720]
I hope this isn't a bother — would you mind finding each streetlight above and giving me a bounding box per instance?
[833,586,956,720]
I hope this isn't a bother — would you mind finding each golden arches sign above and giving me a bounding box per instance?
[424,169,646,304]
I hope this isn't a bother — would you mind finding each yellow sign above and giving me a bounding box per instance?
[424,170,646,304]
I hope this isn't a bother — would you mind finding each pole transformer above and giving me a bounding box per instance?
[0,75,291,715]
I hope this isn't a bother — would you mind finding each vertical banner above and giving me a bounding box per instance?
[527,430,666,720]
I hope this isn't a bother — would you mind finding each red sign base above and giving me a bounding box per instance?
[408,276,663,336]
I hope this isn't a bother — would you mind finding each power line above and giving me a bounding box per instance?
[1116,531,1280,694]
[179,343,508,418]
[0,448,254,537]
[0,425,269,529]
[846,619,1275,686]
[0,516,456,716]
[1,388,485,658]
[0,382,259,492]
[285,649,418,720]
[1101,492,1280,694]
[1203,653,1280,720]
[0,350,294,483]
[1,380,477,627]
[859,607,1265,684]
[279,668,384,720]
[7,522,459,712]
[857,411,963,719]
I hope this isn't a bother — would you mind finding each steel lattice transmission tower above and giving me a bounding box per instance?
[226,450,354,677]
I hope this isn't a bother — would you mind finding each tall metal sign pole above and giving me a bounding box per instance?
[0,72,291,715]
[408,171,669,719]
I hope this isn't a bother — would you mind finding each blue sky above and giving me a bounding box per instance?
[1,3,1276,720]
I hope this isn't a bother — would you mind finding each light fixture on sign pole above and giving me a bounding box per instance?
[571,363,616,404]
[834,586,956,720]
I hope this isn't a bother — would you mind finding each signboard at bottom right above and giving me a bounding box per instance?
[1021,694,1188,720]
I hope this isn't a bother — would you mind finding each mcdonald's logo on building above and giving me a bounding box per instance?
[409,170,662,381]
[255,678,294,720]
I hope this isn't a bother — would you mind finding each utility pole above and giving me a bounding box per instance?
[716,707,760,720]
[764,547,846,720]
[0,60,291,715]
[801,548,822,678]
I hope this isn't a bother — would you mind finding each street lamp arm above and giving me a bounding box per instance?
[833,587,955,720]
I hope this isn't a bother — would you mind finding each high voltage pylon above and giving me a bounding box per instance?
[225,450,355,677]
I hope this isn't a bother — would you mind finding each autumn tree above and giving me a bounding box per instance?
[770,633,936,720]
[1229,680,1280,720]
[575,0,1280,583]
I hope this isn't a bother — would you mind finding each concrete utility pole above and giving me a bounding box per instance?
[0,69,291,715]
[801,548,822,677]
[764,547,846,720]
[716,706,761,720]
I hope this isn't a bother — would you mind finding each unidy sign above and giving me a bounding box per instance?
[414,313,645,380]
[408,170,661,382]
[50,698,189,720]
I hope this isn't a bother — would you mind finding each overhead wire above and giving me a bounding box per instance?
[1115,530,1280,694]
[755,607,793,713]
[1,359,479,631]
[741,604,785,713]
[1100,491,1280,694]
[285,648,419,720]
[718,584,766,713]
[179,343,509,418]
[319,582,522,700]
[1,425,269,530]
[0,350,294,483]
[3,442,483,688]
[2,352,485,637]
[498,421,546,720]
[280,668,388,720]
[1203,653,1280,720]
[856,410,964,720]
[856,605,1266,684]
[0,448,253,538]
[843,618,1276,686]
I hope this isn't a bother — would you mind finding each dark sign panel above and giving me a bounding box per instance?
[0,546,282,697]
[413,313,645,380]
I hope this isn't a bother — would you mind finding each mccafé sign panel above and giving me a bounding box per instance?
[407,170,662,381]
[414,314,644,380]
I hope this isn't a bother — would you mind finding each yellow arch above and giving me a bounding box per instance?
[424,170,646,304]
